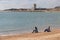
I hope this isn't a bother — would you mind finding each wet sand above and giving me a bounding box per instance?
[0,29,60,40]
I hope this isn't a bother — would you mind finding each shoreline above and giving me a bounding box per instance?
[0,10,60,13]
[0,28,60,36]
[0,29,60,40]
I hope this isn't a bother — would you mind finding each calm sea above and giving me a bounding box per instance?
[0,12,60,35]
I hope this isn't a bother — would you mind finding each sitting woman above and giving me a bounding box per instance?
[44,26,51,32]
[32,27,38,33]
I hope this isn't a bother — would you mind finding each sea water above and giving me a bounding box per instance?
[0,12,60,35]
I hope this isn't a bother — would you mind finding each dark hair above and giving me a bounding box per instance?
[35,27,37,30]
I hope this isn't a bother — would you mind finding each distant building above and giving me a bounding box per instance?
[55,6,60,8]
[32,4,48,10]
[54,6,60,11]
[32,4,36,10]
[35,8,47,10]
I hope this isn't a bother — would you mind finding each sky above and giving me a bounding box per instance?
[0,0,60,10]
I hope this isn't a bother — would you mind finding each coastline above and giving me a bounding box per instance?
[0,10,59,13]
[0,29,60,40]
[3,10,60,12]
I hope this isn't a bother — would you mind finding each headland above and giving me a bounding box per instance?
[3,4,60,12]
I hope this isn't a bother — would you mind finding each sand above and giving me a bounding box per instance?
[0,29,60,40]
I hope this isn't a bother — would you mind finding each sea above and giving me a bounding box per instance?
[0,12,60,35]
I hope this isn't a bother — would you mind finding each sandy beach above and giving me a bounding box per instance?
[0,29,60,40]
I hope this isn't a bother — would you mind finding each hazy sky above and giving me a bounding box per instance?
[0,0,60,10]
